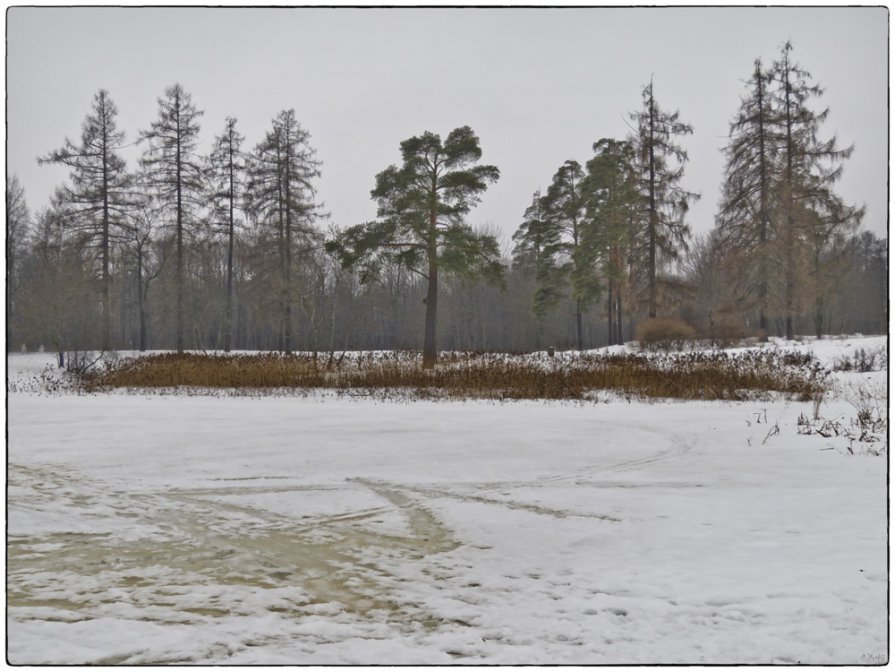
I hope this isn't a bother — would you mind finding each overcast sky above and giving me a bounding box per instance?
[7,6,888,250]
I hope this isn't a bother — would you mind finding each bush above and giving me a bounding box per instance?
[832,346,888,373]
[636,318,696,351]
[78,349,827,403]
[705,320,768,348]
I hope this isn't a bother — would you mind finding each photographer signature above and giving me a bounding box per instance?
[860,653,887,664]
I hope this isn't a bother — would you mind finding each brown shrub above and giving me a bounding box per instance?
[705,320,768,348]
[80,350,827,403]
[636,318,696,351]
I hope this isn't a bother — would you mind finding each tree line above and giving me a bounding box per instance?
[7,43,887,367]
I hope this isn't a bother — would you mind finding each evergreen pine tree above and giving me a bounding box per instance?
[583,138,638,345]
[327,126,502,368]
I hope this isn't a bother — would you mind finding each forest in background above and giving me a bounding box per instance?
[6,42,887,362]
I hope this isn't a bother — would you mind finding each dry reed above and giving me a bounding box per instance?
[80,350,827,402]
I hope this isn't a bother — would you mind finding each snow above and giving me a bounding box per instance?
[6,336,888,664]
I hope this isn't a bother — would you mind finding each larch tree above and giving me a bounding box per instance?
[139,83,204,352]
[716,59,778,335]
[6,174,30,351]
[327,126,502,369]
[39,89,134,350]
[246,109,321,354]
[207,117,246,352]
[768,41,863,339]
[629,80,699,318]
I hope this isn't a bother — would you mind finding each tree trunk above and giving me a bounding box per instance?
[224,131,235,353]
[575,300,584,350]
[422,204,438,369]
[7,246,13,352]
[101,99,111,352]
[284,135,293,355]
[139,303,148,352]
[175,92,185,353]
[756,62,770,337]
[607,281,615,346]
[814,246,824,339]
[783,56,796,341]
[137,249,147,352]
[616,292,623,345]
[647,85,658,318]
[423,259,438,369]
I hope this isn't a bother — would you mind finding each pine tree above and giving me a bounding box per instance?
[246,109,321,354]
[510,190,552,348]
[139,84,204,352]
[515,160,594,349]
[583,138,638,345]
[327,126,502,368]
[512,190,548,270]
[629,80,699,318]
[39,89,134,350]
[207,117,246,352]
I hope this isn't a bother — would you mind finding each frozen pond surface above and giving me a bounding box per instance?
[6,339,888,664]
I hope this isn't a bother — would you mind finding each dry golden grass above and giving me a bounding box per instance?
[81,350,827,402]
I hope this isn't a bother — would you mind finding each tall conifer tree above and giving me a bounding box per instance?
[40,89,133,350]
[768,42,862,339]
[246,109,321,354]
[716,59,778,335]
[629,80,699,318]
[327,126,501,368]
[139,84,204,352]
[207,117,246,352]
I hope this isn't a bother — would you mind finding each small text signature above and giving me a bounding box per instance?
[860,653,887,664]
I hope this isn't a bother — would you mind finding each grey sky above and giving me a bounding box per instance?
[7,6,888,250]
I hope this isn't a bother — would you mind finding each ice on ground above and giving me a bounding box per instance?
[6,336,888,664]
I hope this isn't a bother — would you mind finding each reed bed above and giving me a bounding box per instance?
[80,350,827,402]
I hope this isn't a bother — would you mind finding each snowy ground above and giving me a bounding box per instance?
[6,337,888,664]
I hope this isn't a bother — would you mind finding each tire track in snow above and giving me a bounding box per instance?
[362,480,621,522]
[9,462,472,664]
[457,424,696,493]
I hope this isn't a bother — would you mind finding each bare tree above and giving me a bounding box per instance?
[139,84,205,352]
[768,42,863,339]
[207,117,246,352]
[246,109,322,354]
[716,59,777,335]
[6,174,30,350]
[39,89,135,350]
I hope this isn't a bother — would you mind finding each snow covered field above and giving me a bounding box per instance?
[6,337,888,664]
